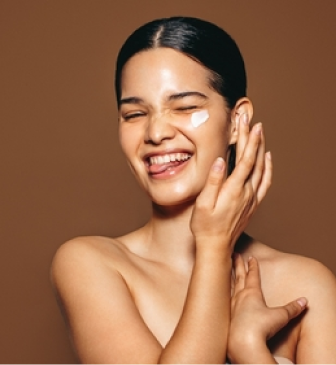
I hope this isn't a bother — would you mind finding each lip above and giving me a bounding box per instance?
[143,148,193,161]
[142,148,193,180]
[148,158,192,179]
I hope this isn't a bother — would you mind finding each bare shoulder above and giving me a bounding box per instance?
[50,235,163,363]
[282,252,336,293]
[245,236,336,362]
[50,235,136,305]
[276,251,336,325]
[51,236,126,280]
[243,237,336,301]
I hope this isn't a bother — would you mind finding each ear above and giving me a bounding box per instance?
[229,97,254,145]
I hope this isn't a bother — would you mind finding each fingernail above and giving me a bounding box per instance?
[255,123,262,135]
[297,297,308,307]
[243,113,249,125]
[266,151,272,160]
[248,256,253,262]
[212,157,224,172]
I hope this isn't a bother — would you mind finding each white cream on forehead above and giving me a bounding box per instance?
[191,109,209,128]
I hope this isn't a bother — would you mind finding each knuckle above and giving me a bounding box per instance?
[207,174,221,186]
[283,302,300,319]
[229,188,242,201]
[243,189,255,208]
[242,154,255,169]
[195,200,210,212]
[235,273,245,283]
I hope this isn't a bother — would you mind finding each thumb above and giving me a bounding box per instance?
[196,157,226,209]
[269,297,308,338]
[283,297,308,321]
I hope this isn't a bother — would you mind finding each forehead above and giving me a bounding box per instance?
[120,48,213,99]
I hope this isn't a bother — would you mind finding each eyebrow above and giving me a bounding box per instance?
[119,96,145,106]
[167,91,208,101]
[119,91,208,106]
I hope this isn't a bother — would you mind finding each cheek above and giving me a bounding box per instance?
[190,113,231,162]
[118,125,140,158]
[190,109,209,128]
[187,110,230,145]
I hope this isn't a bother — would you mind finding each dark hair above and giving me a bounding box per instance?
[115,16,247,110]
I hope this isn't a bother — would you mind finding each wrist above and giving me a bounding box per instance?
[195,242,233,266]
[228,334,275,364]
[195,235,233,255]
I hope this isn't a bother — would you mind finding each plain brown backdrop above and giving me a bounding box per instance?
[1,0,335,363]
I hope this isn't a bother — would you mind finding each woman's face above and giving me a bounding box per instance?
[118,47,235,206]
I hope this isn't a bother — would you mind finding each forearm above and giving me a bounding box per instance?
[159,243,232,364]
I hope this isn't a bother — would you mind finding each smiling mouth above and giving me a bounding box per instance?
[148,152,191,166]
[146,152,192,175]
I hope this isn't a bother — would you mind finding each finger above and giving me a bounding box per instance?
[256,151,273,204]
[229,123,262,188]
[235,113,250,162]
[245,256,262,289]
[250,125,265,191]
[282,298,308,321]
[196,157,226,209]
[233,253,246,296]
[268,297,308,338]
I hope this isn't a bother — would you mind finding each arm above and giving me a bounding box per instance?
[51,115,271,363]
[163,118,272,363]
[295,259,336,363]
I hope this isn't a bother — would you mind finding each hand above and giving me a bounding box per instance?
[228,254,307,360]
[190,113,272,251]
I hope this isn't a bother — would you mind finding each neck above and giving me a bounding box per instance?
[139,201,196,270]
[137,201,253,267]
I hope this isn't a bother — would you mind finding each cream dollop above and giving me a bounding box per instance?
[191,109,209,128]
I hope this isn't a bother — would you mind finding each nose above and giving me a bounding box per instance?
[144,113,176,145]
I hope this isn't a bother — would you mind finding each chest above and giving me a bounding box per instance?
[127,266,189,346]
[126,261,301,360]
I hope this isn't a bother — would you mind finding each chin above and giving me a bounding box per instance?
[137,172,205,209]
[149,189,199,210]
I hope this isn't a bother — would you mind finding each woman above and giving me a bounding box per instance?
[51,17,336,363]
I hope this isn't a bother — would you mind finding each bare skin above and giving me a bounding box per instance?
[51,48,336,363]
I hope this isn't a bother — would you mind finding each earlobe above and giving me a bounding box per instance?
[229,97,254,145]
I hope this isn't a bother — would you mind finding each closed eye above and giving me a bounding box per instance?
[123,112,146,121]
[176,105,198,111]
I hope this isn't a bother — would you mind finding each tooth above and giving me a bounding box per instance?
[163,155,170,163]
[148,153,191,166]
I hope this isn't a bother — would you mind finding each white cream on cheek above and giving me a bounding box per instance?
[190,109,209,128]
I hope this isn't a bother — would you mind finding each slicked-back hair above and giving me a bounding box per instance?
[115,16,247,110]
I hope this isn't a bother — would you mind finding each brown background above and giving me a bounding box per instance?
[1,0,335,363]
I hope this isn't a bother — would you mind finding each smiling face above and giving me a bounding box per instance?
[118,47,235,207]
